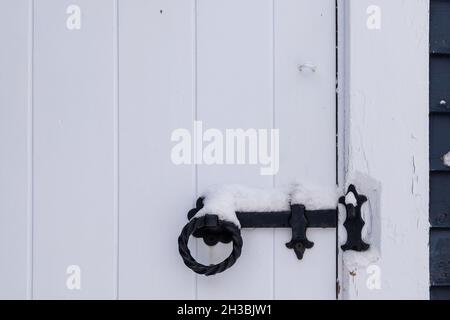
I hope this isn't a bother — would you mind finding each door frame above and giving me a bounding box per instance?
[336,0,430,300]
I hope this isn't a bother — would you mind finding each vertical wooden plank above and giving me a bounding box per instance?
[0,0,32,299]
[342,0,429,300]
[336,0,346,300]
[118,0,196,299]
[196,0,275,299]
[274,0,336,299]
[33,0,116,299]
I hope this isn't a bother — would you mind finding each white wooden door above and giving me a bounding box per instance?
[0,0,336,299]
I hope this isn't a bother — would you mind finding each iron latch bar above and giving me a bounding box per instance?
[178,185,370,276]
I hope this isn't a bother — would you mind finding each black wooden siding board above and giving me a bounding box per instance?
[431,286,450,300]
[430,0,450,299]
[430,172,450,227]
[430,115,450,171]
[430,55,450,113]
[430,229,450,286]
[431,0,450,54]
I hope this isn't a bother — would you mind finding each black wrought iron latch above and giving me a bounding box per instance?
[178,185,370,276]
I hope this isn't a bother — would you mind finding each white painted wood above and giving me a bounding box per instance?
[118,0,196,299]
[0,0,32,299]
[195,0,337,299]
[195,0,275,299]
[340,0,429,300]
[336,0,346,299]
[274,0,336,300]
[0,0,339,299]
[33,0,117,299]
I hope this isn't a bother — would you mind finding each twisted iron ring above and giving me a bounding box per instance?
[178,215,243,276]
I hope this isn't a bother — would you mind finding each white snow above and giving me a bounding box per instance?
[343,248,380,270]
[344,191,358,207]
[193,184,339,228]
[290,183,340,210]
[443,151,450,167]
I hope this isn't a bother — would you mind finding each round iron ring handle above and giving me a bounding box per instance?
[178,215,243,276]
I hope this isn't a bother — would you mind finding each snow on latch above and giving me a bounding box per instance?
[193,184,340,228]
[443,151,450,167]
[345,191,358,207]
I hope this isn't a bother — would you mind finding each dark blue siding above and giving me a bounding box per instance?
[430,172,450,227]
[431,286,450,300]
[430,115,450,171]
[431,0,450,54]
[430,230,450,286]
[430,0,450,300]
[430,56,450,113]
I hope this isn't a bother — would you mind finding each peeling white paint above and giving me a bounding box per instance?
[339,0,429,300]
[343,248,380,271]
